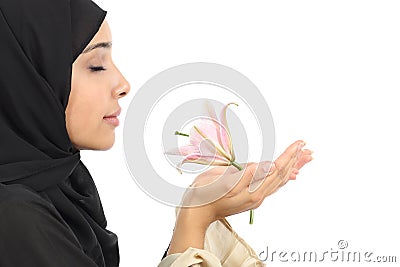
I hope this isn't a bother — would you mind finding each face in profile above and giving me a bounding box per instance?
[65,20,131,151]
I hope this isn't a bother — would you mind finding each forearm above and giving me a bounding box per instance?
[167,208,213,255]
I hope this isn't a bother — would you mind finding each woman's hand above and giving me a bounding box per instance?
[167,140,313,255]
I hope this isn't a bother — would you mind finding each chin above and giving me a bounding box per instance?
[75,136,115,151]
[95,138,115,151]
[98,142,114,151]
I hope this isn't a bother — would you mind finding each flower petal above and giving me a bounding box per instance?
[164,145,199,156]
[190,119,220,146]
[205,101,233,157]
[175,153,231,174]
[220,102,238,160]
[193,126,231,161]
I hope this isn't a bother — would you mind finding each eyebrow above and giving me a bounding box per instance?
[82,41,112,54]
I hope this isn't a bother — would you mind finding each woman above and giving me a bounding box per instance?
[0,0,312,266]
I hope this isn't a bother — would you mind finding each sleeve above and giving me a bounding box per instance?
[158,247,221,267]
[158,218,265,267]
[0,195,98,267]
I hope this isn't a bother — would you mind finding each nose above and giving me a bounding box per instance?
[112,69,131,99]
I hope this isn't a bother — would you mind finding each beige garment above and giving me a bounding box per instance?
[158,218,265,267]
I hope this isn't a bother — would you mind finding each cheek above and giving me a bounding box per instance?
[66,77,108,141]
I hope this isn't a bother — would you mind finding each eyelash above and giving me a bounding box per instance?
[89,65,107,72]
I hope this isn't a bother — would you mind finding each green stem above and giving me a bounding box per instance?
[230,160,243,171]
[174,131,189,137]
[231,161,254,225]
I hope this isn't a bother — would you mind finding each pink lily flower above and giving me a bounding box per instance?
[166,102,241,173]
[166,102,256,224]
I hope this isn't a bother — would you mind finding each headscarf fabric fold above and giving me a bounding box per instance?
[0,0,119,266]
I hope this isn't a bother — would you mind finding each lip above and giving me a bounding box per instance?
[103,116,119,127]
[104,108,122,118]
[103,108,121,127]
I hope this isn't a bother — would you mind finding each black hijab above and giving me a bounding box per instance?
[0,0,119,266]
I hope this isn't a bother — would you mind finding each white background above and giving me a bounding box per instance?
[83,1,399,266]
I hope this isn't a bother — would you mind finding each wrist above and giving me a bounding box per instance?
[167,207,214,255]
[178,206,215,231]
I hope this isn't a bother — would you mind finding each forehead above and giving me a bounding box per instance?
[87,20,112,46]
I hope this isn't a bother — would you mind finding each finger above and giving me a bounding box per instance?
[228,161,273,196]
[219,162,289,214]
[263,180,282,199]
[273,141,306,187]
[229,141,305,195]
[253,152,300,203]
[262,164,290,199]
[274,142,304,184]
[289,168,299,180]
[282,149,313,181]
[275,140,304,168]
[249,162,284,201]
[294,149,313,170]
[244,142,310,209]
[277,149,313,183]
[189,161,272,207]
[247,141,303,199]
[248,161,275,192]
[218,141,307,212]
[249,170,284,210]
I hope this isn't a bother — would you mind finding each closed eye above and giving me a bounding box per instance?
[89,65,107,72]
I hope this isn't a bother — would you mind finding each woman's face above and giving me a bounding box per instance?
[66,20,130,151]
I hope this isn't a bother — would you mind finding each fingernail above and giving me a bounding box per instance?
[297,142,305,150]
